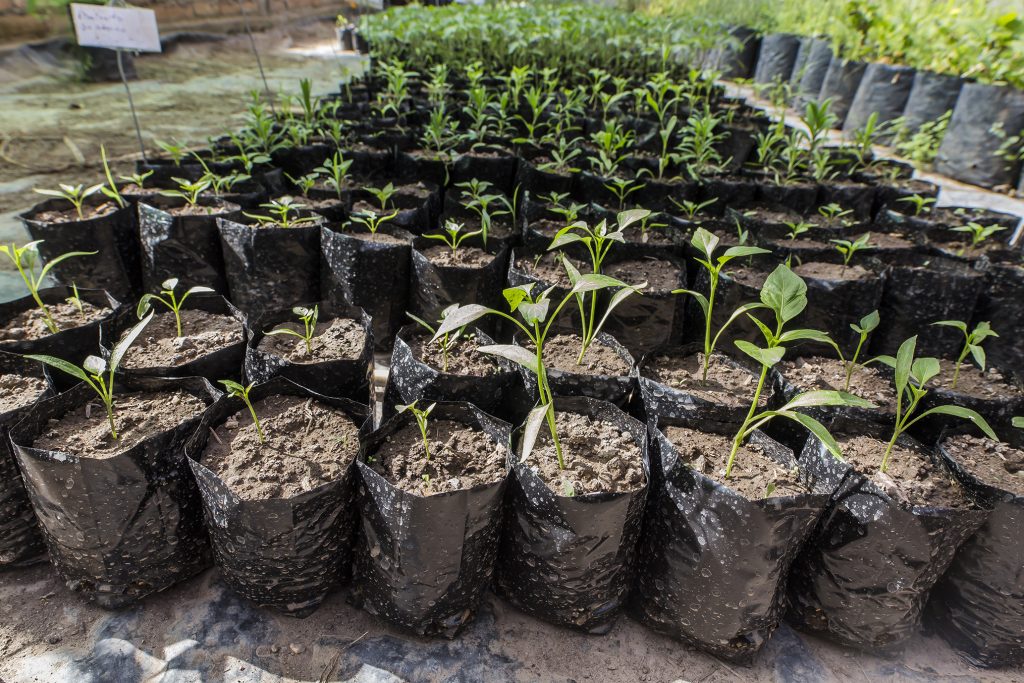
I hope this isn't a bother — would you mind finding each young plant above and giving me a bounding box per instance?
[896,194,936,217]
[407,304,463,373]
[265,305,319,356]
[831,233,874,266]
[672,228,769,381]
[396,400,436,461]
[949,222,1007,251]
[99,145,127,210]
[875,336,997,472]
[558,256,645,364]
[27,313,154,440]
[314,151,353,201]
[784,221,815,241]
[119,170,154,189]
[66,283,85,316]
[669,197,718,223]
[154,139,188,165]
[348,209,398,235]
[931,320,998,390]
[33,183,104,220]
[160,177,211,207]
[244,198,319,229]
[285,172,319,198]
[724,266,873,478]
[424,220,482,257]
[365,182,398,212]
[137,278,215,338]
[0,241,95,334]
[832,310,881,392]
[219,380,265,444]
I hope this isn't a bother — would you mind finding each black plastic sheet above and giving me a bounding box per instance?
[798,259,888,354]
[513,156,574,198]
[217,217,321,319]
[901,71,963,133]
[753,33,801,85]
[380,325,518,423]
[843,63,916,138]
[787,422,987,651]
[630,415,828,663]
[935,83,1024,189]
[409,242,508,326]
[818,57,867,126]
[20,198,142,301]
[603,255,687,357]
[928,434,1024,668]
[10,375,217,607]
[0,352,52,568]
[352,402,510,636]
[494,396,649,634]
[710,26,760,79]
[137,196,241,294]
[244,301,373,403]
[186,377,368,616]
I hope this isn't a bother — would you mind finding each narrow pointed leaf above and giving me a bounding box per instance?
[25,354,90,383]
[781,390,874,411]
[519,404,549,462]
[913,405,998,441]
[479,344,539,375]
[783,411,844,459]
[110,312,154,374]
[432,304,491,341]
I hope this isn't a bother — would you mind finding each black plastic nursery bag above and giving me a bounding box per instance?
[934,83,1024,189]
[753,33,801,85]
[409,242,508,325]
[842,63,916,138]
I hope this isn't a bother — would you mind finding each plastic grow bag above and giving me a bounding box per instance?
[901,71,963,133]
[793,39,832,107]
[320,224,414,349]
[494,396,649,634]
[842,63,916,138]
[796,258,888,354]
[710,26,760,79]
[934,83,1024,189]
[786,422,987,651]
[99,294,247,382]
[630,415,828,663]
[186,377,368,616]
[352,402,510,636]
[517,332,635,407]
[450,147,518,196]
[0,352,53,568]
[217,217,321,318]
[380,325,518,423]
[244,301,373,403]
[137,196,241,295]
[753,33,801,85]
[9,375,218,607]
[20,198,142,302]
[927,434,1024,668]
[603,256,688,357]
[818,57,867,126]
[409,242,508,326]
[973,262,1024,374]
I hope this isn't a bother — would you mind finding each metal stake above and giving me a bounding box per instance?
[239,0,276,116]
[116,49,148,163]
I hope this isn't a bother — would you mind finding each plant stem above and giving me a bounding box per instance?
[701,270,718,382]
[104,400,118,440]
[725,363,769,478]
[534,324,564,470]
[843,335,866,392]
[247,402,265,444]
[952,359,962,390]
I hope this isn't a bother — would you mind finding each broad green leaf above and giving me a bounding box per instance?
[760,265,807,322]
[690,227,719,260]
[432,304,490,341]
[519,404,549,462]
[932,320,967,332]
[734,340,785,368]
[778,329,834,345]
[617,208,651,232]
[720,245,770,262]
[184,285,216,297]
[911,357,940,386]
[111,312,154,374]
[82,355,106,375]
[503,284,534,312]
[894,336,916,398]
[25,354,90,383]
[856,310,880,334]
[518,300,550,325]
[478,344,539,375]
[912,405,998,441]
[968,344,986,371]
[570,273,627,295]
[162,278,179,290]
[781,390,874,411]
[219,379,247,394]
[1012,416,1024,429]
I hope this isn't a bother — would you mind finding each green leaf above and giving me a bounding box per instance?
[405,312,436,334]
[83,355,106,375]
[932,320,967,332]
[777,329,834,345]
[432,304,491,341]
[671,288,709,317]
[519,404,549,462]
[503,284,534,312]
[734,340,785,368]
[570,273,627,295]
[110,312,154,375]
[518,300,550,326]
[911,357,940,386]
[855,310,880,334]
[162,278,180,290]
[1012,416,1024,429]
[38,250,97,283]
[720,245,770,262]
[781,390,874,411]
[478,344,539,375]
[760,265,807,322]
[548,228,584,251]
[783,411,844,459]
[968,344,986,371]
[617,208,651,232]
[894,336,917,398]
[690,227,719,260]
[24,354,89,383]
[219,379,247,395]
[913,405,998,441]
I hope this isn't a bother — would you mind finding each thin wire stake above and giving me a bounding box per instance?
[116,49,147,163]
[239,0,276,116]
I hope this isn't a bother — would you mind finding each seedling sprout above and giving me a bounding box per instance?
[0,241,96,334]
[931,320,998,390]
[397,400,436,461]
[266,305,319,356]
[137,278,216,338]
[220,380,265,444]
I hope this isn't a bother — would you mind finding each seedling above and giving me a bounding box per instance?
[875,336,997,472]
[160,177,211,207]
[266,305,319,356]
[99,145,126,210]
[365,182,398,212]
[725,266,873,478]
[314,151,353,201]
[1013,416,1024,429]
[425,220,483,257]
[348,209,398,235]
[220,380,265,444]
[154,139,188,166]
[949,222,1007,251]
[931,320,998,390]
[27,313,154,440]
[244,198,319,229]
[896,194,936,217]
[397,400,436,461]
[285,172,319,198]
[831,310,881,392]
[784,221,815,241]
[33,183,104,220]
[672,228,770,381]
[603,177,644,212]
[119,170,154,189]
[669,197,717,223]
[0,241,96,334]
[831,233,874,266]
[549,209,647,275]
[66,283,85,316]
[137,278,215,338]
[817,203,853,225]
[558,256,645,364]
[407,304,464,372]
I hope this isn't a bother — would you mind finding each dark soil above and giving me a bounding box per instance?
[201,394,360,500]
[0,300,109,343]
[931,359,1022,399]
[31,202,118,223]
[524,411,645,495]
[0,373,48,413]
[839,434,971,509]
[605,258,684,292]
[662,425,806,499]
[406,329,500,376]
[122,310,242,369]
[942,434,1024,496]
[369,419,507,495]
[257,316,366,363]
[32,390,205,459]
[623,225,677,246]
[725,263,769,289]
[858,231,916,250]
[544,334,630,376]
[779,356,896,411]
[793,262,872,281]
[514,252,580,287]
[420,245,495,268]
[642,351,763,408]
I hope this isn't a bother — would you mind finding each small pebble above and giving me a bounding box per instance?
[289,643,305,655]
[45,634,61,645]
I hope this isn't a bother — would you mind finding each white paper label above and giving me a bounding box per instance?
[70,4,162,53]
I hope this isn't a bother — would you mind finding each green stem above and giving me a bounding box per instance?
[844,336,865,392]
[535,322,564,470]
[725,363,769,478]
[247,401,265,444]
[951,359,962,390]
[104,400,118,441]
[16,261,57,334]
[701,270,719,383]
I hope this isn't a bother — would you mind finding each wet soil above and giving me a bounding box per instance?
[0,373,48,413]
[942,433,1024,497]
[122,309,242,369]
[0,300,109,343]
[793,262,872,281]
[662,425,806,499]
[524,411,645,496]
[32,390,205,458]
[605,258,684,292]
[201,394,360,500]
[257,316,366,363]
[369,419,507,495]
[30,202,118,223]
